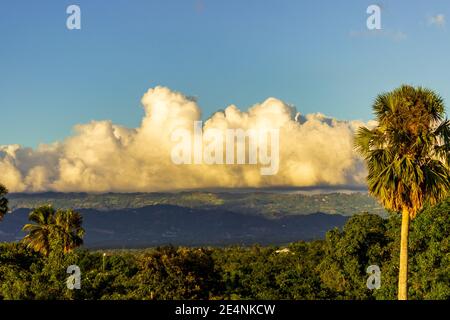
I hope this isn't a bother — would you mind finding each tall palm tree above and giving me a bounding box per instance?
[0,184,8,221]
[22,206,85,256]
[355,85,450,300]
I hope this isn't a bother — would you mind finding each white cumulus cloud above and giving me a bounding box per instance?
[0,86,374,193]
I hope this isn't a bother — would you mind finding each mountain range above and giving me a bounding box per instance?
[1,191,385,248]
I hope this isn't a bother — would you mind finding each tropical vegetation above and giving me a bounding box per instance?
[0,195,448,300]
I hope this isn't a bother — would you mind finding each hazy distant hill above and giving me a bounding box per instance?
[8,191,385,217]
[0,205,349,248]
[1,191,385,248]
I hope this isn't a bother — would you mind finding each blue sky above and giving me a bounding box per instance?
[1,0,450,147]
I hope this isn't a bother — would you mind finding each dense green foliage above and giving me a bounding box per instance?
[8,191,386,217]
[0,198,448,300]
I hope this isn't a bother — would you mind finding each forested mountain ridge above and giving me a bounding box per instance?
[8,191,386,217]
[0,205,349,247]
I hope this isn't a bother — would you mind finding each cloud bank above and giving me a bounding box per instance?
[0,86,374,193]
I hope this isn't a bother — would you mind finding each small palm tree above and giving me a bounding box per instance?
[355,85,450,300]
[0,184,8,221]
[22,206,85,256]
[22,206,54,256]
[54,209,85,254]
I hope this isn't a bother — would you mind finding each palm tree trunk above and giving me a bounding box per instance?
[398,209,410,300]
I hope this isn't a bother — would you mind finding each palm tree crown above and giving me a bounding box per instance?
[355,85,450,218]
[22,205,85,256]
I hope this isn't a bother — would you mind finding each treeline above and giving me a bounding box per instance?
[0,197,448,300]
